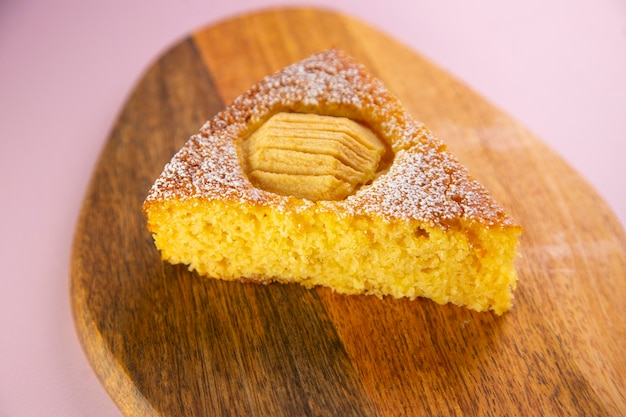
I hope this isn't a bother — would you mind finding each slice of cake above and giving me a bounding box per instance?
[143,49,522,314]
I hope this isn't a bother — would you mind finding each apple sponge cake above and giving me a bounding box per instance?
[143,49,522,314]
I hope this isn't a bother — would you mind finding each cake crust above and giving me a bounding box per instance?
[144,49,518,229]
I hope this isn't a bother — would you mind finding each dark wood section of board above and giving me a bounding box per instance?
[71,8,626,417]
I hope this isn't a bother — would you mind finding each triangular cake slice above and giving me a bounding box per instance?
[143,49,522,314]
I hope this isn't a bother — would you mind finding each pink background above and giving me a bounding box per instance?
[1,1,624,415]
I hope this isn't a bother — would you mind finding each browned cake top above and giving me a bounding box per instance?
[144,49,517,228]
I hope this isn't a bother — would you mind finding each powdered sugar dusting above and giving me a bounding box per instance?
[144,49,516,227]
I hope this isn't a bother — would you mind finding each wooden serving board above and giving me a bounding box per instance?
[70,8,626,416]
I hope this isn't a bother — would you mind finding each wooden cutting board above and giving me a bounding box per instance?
[70,8,626,416]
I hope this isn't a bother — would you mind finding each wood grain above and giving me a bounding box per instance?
[70,8,626,416]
